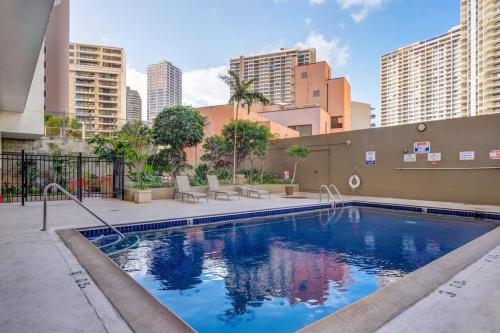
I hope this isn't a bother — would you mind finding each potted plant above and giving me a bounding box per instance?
[285,144,310,196]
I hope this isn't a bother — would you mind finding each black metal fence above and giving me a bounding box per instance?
[0,151,124,204]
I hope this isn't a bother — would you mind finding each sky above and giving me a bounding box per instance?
[70,0,460,122]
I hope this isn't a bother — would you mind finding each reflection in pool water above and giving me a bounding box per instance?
[109,208,494,333]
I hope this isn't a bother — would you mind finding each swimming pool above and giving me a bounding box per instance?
[101,207,495,333]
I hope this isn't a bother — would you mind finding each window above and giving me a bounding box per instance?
[288,124,312,137]
[301,72,308,79]
[331,116,343,129]
[313,90,320,97]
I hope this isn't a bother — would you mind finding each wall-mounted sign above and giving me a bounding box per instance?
[427,152,441,162]
[365,151,376,165]
[403,154,416,162]
[413,141,431,154]
[490,150,500,160]
[459,151,475,161]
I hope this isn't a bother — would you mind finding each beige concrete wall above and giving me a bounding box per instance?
[327,78,351,131]
[259,106,331,135]
[262,113,500,205]
[351,101,372,130]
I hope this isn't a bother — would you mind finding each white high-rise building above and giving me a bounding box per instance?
[147,60,182,121]
[380,0,500,126]
[460,0,500,116]
[380,27,462,127]
[229,47,316,105]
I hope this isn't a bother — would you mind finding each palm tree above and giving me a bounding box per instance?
[219,70,255,184]
[243,91,270,115]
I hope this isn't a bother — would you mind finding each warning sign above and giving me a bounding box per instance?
[403,154,416,162]
[427,152,441,162]
[490,150,500,160]
[413,141,431,154]
[459,151,475,161]
[365,151,376,165]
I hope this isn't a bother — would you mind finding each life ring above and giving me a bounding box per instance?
[348,175,361,190]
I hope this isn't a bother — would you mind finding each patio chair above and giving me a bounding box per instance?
[175,175,209,203]
[239,185,271,199]
[207,175,240,200]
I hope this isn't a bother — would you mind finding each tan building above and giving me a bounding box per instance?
[147,60,182,121]
[68,43,126,137]
[229,47,316,104]
[380,26,462,127]
[293,61,353,132]
[460,0,500,116]
[351,101,374,130]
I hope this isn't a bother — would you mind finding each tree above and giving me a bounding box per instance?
[152,105,207,175]
[243,91,269,115]
[286,144,310,184]
[201,135,231,170]
[219,70,254,184]
[221,120,272,167]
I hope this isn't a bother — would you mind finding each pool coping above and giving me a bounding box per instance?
[57,201,500,333]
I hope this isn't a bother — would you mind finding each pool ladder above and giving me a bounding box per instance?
[319,184,345,209]
[41,183,125,241]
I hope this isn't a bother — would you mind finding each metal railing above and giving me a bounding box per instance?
[319,184,345,209]
[41,183,124,239]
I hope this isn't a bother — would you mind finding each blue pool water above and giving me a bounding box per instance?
[106,208,494,333]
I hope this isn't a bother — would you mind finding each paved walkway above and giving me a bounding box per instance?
[0,194,499,332]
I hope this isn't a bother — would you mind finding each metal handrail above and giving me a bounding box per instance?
[328,184,345,203]
[319,184,337,208]
[41,183,125,239]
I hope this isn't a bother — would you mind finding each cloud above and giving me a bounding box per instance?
[297,31,349,67]
[309,0,326,5]
[336,0,387,23]
[304,17,312,26]
[183,66,230,107]
[126,64,147,120]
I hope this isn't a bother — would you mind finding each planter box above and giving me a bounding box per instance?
[124,183,300,201]
[132,189,152,203]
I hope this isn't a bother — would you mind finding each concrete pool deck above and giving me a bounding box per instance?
[0,193,499,333]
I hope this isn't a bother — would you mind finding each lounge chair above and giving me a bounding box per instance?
[239,185,271,199]
[207,175,240,200]
[175,175,209,203]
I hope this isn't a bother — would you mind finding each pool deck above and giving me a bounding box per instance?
[1,193,499,333]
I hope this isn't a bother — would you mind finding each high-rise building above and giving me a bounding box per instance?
[381,0,500,127]
[68,43,126,137]
[229,47,316,104]
[380,27,462,127]
[147,60,182,121]
[126,87,142,123]
[460,0,500,116]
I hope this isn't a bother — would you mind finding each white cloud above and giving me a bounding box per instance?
[297,31,349,67]
[309,0,326,5]
[126,64,147,120]
[183,66,229,107]
[304,17,312,26]
[336,0,387,23]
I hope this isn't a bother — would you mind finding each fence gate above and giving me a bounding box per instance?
[0,151,125,205]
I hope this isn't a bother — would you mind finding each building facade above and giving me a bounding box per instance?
[147,60,182,121]
[381,0,500,126]
[460,0,500,116]
[229,47,316,105]
[126,87,142,123]
[380,27,462,127]
[44,0,69,117]
[68,43,126,137]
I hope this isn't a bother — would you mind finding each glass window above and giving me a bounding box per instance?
[313,90,320,97]
[301,72,308,79]
[288,124,312,136]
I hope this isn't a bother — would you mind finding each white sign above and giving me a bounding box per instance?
[365,151,376,165]
[413,141,431,154]
[490,150,500,160]
[403,154,416,162]
[427,152,441,162]
[459,151,475,161]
